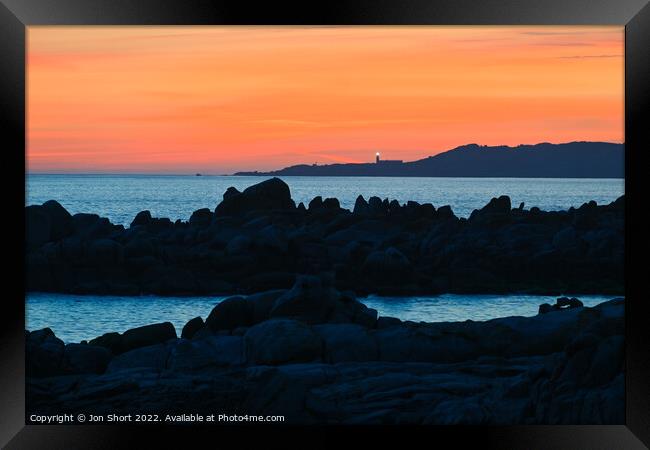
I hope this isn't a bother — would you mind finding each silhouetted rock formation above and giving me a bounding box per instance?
[234,142,624,178]
[26,278,624,424]
[25,178,624,296]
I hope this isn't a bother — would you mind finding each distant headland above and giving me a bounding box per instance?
[234,141,624,178]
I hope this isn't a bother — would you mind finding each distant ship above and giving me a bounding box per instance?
[195,173,202,176]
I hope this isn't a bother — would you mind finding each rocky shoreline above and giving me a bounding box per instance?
[26,277,624,424]
[26,177,624,297]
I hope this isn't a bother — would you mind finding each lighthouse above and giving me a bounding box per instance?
[375,152,380,164]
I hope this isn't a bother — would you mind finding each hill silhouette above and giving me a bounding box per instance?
[234,141,624,178]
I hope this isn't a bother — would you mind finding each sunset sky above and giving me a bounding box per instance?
[27,26,624,174]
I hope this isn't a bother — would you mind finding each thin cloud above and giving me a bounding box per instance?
[557,54,623,59]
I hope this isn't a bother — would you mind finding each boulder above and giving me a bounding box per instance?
[121,322,177,353]
[269,275,339,324]
[189,208,213,228]
[26,328,65,377]
[181,316,205,339]
[205,296,252,331]
[124,237,156,258]
[72,213,112,239]
[353,195,369,215]
[245,289,288,323]
[361,247,411,283]
[483,196,511,214]
[107,343,169,373]
[243,271,295,292]
[367,196,385,215]
[556,297,584,309]
[244,319,323,365]
[63,343,112,374]
[89,332,123,354]
[376,316,402,329]
[86,239,124,266]
[223,186,240,200]
[552,227,578,249]
[584,335,624,386]
[26,205,51,247]
[215,178,294,216]
[436,205,455,219]
[41,200,73,240]
[469,196,511,223]
[308,196,323,210]
[166,339,220,371]
[350,302,378,328]
[322,198,340,209]
[225,235,252,255]
[130,210,152,227]
[314,323,379,362]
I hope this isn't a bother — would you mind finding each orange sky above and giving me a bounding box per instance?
[27,26,624,174]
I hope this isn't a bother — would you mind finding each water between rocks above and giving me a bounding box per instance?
[25,292,617,343]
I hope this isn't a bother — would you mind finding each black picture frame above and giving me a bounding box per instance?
[2,0,648,448]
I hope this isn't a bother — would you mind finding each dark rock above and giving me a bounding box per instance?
[121,322,177,353]
[124,237,156,258]
[436,205,455,219]
[63,344,111,374]
[215,177,294,216]
[353,195,369,214]
[245,289,287,323]
[41,200,73,240]
[243,271,295,292]
[361,247,411,283]
[350,302,378,328]
[26,328,65,377]
[376,316,402,329]
[244,319,323,365]
[25,299,624,424]
[367,196,385,215]
[181,316,205,339]
[86,239,124,266]
[556,297,583,309]
[131,210,152,227]
[314,323,378,362]
[538,303,553,314]
[89,332,123,354]
[26,205,51,247]
[168,335,246,370]
[552,227,578,249]
[308,196,323,210]
[584,335,624,386]
[322,198,340,209]
[72,213,110,239]
[223,186,240,200]
[107,343,169,373]
[24,177,624,297]
[469,196,511,223]
[269,275,339,324]
[484,195,511,214]
[189,208,213,228]
[205,297,252,331]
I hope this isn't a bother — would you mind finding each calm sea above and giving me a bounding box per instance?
[26,174,624,226]
[26,292,617,343]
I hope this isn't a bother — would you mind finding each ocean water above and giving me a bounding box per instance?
[25,292,617,343]
[25,174,624,226]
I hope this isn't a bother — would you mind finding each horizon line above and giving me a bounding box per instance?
[26,139,625,176]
